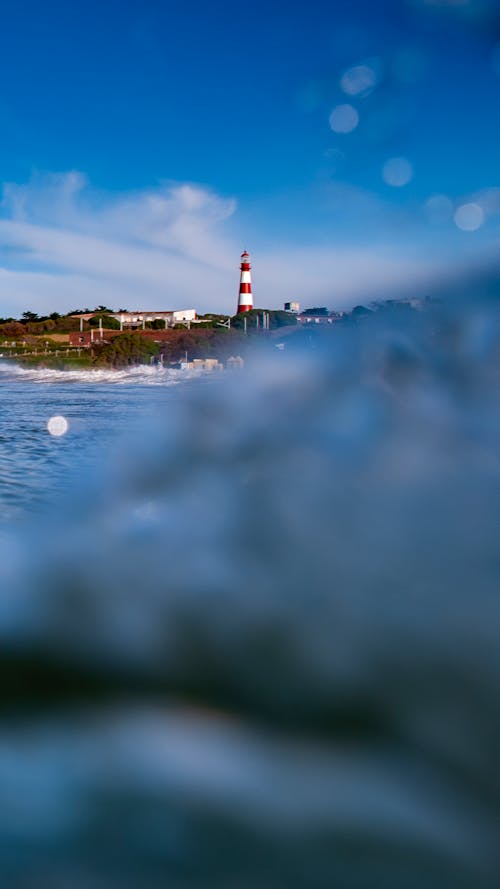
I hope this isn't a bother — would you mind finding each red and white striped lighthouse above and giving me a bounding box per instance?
[237,250,253,314]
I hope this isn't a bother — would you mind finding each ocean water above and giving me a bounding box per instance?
[0,301,499,888]
[0,363,191,524]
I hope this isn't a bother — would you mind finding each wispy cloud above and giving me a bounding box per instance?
[0,172,442,316]
[0,174,239,315]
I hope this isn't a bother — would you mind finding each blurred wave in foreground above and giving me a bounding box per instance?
[0,292,499,888]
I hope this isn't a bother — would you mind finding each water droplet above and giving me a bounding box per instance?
[340,64,378,97]
[382,157,414,187]
[329,104,359,134]
[454,203,484,232]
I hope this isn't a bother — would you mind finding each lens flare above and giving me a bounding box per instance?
[454,202,484,232]
[329,104,359,134]
[382,157,414,187]
[47,415,69,437]
[340,64,378,97]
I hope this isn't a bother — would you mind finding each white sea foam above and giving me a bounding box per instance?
[0,361,193,385]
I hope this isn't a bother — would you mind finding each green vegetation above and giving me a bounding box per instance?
[88,313,121,330]
[302,306,328,316]
[10,354,93,369]
[0,350,93,369]
[157,328,247,363]
[0,316,81,336]
[92,333,160,368]
[0,303,305,369]
[231,309,297,330]
[0,299,433,370]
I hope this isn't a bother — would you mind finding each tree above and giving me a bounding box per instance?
[231,309,296,331]
[92,333,159,368]
[351,305,372,317]
[0,321,24,338]
[89,313,121,330]
[268,310,297,329]
[157,327,247,364]
[26,319,56,334]
[50,316,82,333]
[302,307,328,316]
[21,311,39,323]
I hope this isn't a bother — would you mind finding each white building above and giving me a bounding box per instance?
[110,309,196,328]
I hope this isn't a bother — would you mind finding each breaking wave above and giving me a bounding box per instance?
[0,361,192,385]
[0,294,499,887]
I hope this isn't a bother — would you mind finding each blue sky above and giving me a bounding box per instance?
[0,0,499,315]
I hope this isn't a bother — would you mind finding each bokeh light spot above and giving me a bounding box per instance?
[425,194,454,225]
[329,104,359,134]
[340,64,378,97]
[47,415,69,437]
[454,203,484,232]
[382,157,414,187]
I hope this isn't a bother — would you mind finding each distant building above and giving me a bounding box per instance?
[180,358,224,372]
[284,301,300,314]
[70,309,196,329]
[298,307,334,325]
[111,309,196,328]
[193,358,222,372]
[226,355,244,369]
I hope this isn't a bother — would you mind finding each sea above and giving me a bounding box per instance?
[0,300,498,889]
[0,362,192,525]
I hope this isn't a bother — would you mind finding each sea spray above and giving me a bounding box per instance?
[0,362,192,385]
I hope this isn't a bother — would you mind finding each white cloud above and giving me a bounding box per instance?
[0,175,238,315]
[256,246,439,310]
[0,172,441,317]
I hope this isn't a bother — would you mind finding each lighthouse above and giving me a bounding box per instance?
[237,250,253,314]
